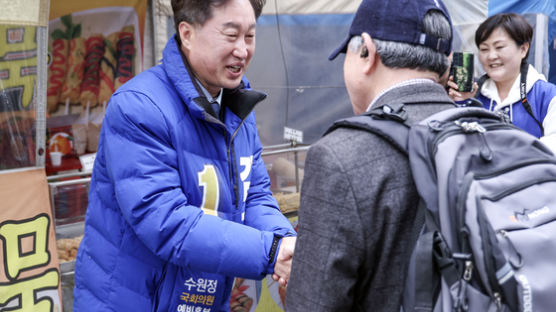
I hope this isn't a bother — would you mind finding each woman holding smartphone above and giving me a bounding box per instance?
[447,13,556,153]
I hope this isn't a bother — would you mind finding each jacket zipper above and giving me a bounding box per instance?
[208,113,244,211]
[229,119,248,209]
[152,264,168,312]
[226,114,253,210]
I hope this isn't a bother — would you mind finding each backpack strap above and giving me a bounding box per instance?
[411,203,436,312]
[325,102,411,155]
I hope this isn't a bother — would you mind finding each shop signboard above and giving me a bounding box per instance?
[0,0,48,169]
[0,25,40,170]
[0,169,62,311]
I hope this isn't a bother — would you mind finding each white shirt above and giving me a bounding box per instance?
[195,78,223,113]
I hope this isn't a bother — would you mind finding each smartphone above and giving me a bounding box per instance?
[451,52,474,92]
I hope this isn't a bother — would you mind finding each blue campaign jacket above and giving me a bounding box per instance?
[73,36,294,312]
[476,65,556,152]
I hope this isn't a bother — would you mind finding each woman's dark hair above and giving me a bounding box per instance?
[475,13,533,62]
[172,0,265,35]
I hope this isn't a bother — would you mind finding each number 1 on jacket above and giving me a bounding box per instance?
[198,165,220,216]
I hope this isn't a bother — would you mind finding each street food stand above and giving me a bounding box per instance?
[0,0,305,310]
[1,0,553,311]
[0,0,62,310]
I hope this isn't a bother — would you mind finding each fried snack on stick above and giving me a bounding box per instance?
[47,38,68,113]
[60,37,85,104]
[80,34,105,107]
[98,32,118,105]
[115,25,135,90]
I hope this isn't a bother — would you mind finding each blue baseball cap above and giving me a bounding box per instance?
[329,0,453,60]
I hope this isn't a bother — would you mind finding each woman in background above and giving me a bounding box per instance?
[448,13,556,153]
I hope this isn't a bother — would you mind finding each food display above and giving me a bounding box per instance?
[47,10,140,158]
[47,13,139,113]
[57,235,83,262]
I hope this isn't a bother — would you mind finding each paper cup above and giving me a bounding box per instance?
[50,151,63,166]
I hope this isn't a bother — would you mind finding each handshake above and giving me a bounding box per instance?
[272,236,297,288]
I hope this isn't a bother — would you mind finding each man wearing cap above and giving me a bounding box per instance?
[285,0,454,310]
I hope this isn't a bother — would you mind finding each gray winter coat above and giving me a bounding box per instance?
[286,82,454,312]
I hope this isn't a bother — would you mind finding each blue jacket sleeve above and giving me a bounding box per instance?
[103,91,281,279]
[242,115,296,237]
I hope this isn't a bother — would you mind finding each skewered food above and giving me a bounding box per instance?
[80,34,105,107]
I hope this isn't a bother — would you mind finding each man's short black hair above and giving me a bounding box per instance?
[172,0,266,36]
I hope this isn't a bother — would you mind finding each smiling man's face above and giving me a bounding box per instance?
[180,0,257,96]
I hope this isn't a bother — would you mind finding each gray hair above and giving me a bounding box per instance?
[348,36,364,53]
[172,0,266,35]
[373,10,452,76]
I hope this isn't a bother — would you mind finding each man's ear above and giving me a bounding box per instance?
[361,33,376,75]
[178,21,194,50]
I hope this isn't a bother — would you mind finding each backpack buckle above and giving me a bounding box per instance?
[455,120,486,133]
[370,103,408,122]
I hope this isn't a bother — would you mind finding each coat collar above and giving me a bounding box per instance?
[481,64,546,108]
[372,80,453,108]
[370,81,455,125]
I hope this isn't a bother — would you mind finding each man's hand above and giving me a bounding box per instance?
[272,236,296,287]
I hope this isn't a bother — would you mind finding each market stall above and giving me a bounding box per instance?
[40,2,305,311]
[5,0,552,311]
[42,1,150,311]
[45,0,148,176]
[0,0,62,310]
[43,1,305,311]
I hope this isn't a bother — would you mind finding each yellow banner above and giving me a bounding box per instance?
[0,169,62,311]
[0,25,38,110]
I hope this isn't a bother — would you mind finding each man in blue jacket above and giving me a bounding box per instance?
[73,0,296,311]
